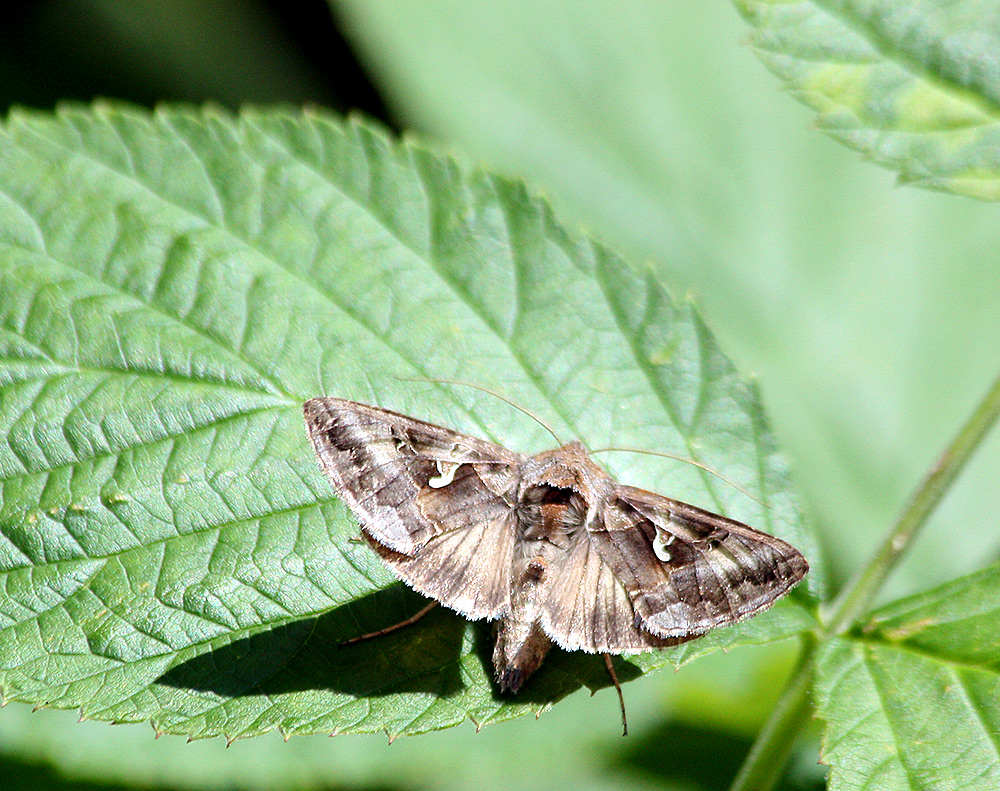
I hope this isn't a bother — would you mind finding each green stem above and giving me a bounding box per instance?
[730,369,1000,791]
[825,370,1000,634]
[729,635,816,791]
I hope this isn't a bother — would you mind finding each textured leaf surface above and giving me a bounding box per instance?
[0,104,817,740]
[815,562,1000,790]
[735,0,1000,199]
[333,0,1000,608]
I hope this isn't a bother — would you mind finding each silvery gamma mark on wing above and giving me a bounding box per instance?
[303,398,808,722]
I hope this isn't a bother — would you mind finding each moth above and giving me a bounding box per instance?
[303,398,807,730]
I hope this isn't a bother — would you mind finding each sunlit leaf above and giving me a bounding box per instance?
[816,562,1000,790]
[0,103,817,739]
[735,0,1000,199]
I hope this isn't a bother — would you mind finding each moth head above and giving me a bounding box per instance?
[522,441,611,504]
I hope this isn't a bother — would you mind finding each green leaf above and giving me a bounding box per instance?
[0,103,817,740]
[332,0,1000,606]
[815,562,1000,790]
[734,0,1000,200]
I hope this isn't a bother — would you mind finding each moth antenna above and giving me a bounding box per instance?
[589,447,765,507]
[603,654,628,737]
[395,377,562,445]
[339,601,439,647]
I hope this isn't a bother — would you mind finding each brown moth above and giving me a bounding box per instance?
[303,398,807,718]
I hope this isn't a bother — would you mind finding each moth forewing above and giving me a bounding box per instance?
[600,486,809,640]
[302,397,808,717]
[302,397,522,555]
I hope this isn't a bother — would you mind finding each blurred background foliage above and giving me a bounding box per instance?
[1,1,997,790]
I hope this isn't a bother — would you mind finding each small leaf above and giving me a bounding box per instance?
[0,103,818,738]
[816,562,1000,790]
[734,0,1000,199]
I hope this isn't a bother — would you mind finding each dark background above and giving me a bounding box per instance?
[0,0,394,126]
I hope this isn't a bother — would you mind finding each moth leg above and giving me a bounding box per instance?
[603,653,628,737]
[340,601,439,647]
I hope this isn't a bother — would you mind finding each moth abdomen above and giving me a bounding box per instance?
[493,618,553,694]
[498,667,527,694]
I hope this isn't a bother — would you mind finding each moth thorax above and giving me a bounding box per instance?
[517,485,585,546]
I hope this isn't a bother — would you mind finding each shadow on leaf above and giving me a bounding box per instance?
[156,584,643,709]
[156,586,468,699]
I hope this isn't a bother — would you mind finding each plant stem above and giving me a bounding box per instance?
[729,635,816,791]
[730,370,1000,791]
[824,370,1000,634]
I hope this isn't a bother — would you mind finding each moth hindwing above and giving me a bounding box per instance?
[303,398,808,698]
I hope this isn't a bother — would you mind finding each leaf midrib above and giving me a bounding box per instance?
[773,0,1000,121]
[845,633,1000,678]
